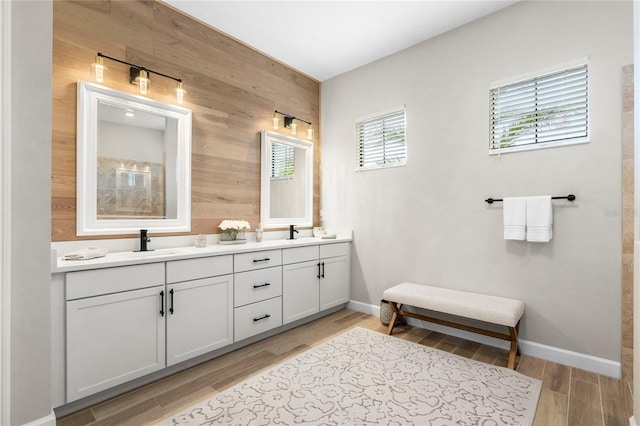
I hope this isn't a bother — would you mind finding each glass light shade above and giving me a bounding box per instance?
[307,127,313,140]
[272,115,279,129]
[290,122,297,135]
[136,70,150,95]
[91,56,106,83]
[176,82,186,104]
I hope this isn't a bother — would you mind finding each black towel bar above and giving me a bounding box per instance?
[485,194,576,204]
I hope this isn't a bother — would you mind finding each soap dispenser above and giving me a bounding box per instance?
[255,223,263,242]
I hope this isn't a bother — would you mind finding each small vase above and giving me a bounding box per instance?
[219,229,247,245]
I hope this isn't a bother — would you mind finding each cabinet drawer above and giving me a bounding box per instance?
[320,242,350,259]
[234,297,282,341]
[283,245,319,265]
[66,263,165,300]
[234,266,282,307]
[166,255,233,283]
[234,250,282,272]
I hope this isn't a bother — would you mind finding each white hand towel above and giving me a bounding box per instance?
[503,197,526,240]
[526,196,553,242]
[63,246,109,261]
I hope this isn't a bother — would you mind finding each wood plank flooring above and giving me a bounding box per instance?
[56,309,633,426]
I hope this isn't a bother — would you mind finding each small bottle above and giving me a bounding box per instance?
[195,234,206,248]
[255,223,263,242]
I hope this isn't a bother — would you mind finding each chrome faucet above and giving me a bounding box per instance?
[138,229,152,252]
[289,224,299,240]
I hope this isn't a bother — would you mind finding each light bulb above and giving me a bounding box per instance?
[136,69,150,95]
[291,122,297,135]
[176,82,186,104]
[91,56,106,83]
[272,114,279,129]
[307,127,313,140]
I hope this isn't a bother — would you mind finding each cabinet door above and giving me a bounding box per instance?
[167,274,233,366]
[320,255,350,310]
[66,286,165,402]
[282,260,320,324]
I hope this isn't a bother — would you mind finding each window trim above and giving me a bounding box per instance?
[355,105,407,171]
[489,57,590,155]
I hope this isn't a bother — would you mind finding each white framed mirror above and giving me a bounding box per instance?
[260,130,313,228]
[76,81,192,235]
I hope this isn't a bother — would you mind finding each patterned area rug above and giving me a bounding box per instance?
[156,327,541,425]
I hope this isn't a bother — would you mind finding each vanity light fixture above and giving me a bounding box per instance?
[92,52,185,103]
[273,110,313,140]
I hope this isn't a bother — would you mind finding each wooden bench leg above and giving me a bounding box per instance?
[508,326,519,369]
[386,302,403,335]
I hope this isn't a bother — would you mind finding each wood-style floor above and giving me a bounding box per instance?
[56,309,633,426]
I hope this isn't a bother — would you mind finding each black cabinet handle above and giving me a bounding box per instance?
[321,262,325,278]
[253,282,271,289]
[169,288,174,315]
[159,291,164,317]
[253,314,271,322]
[253,258,271,263]
[317,262,321,279]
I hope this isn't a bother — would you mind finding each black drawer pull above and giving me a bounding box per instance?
[252,258,271,263]
[317,262,321,279]
[321,261,325,278]
[159,291,164,317]
[169,288,174,315]
[253,282,271,289]
[253,314,271,322]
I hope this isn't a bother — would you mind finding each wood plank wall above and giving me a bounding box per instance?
[52,0,320,241]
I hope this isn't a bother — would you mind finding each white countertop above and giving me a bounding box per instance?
[52,232,352,273]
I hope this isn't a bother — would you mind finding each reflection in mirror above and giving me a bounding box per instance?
[261,130,313,228]
[77,81,191,235]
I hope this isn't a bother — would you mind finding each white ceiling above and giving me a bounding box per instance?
[164,0,519,82]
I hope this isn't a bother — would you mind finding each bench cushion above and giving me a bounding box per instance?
[383,282,524,327]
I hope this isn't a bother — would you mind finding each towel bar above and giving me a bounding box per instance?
[485,194,576,204]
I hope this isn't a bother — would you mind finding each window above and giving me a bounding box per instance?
[490,62,588,154]
[271,143,295,179]
[355,106,406,170]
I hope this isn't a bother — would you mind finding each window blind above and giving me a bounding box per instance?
[271,143,295,178]
[490,63,588,153]
[355,108,406,170]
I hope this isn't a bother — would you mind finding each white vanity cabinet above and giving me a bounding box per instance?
[165,256,233,366]
[66,263,166,402]
[233,250,283,341]
[282,242,350,324]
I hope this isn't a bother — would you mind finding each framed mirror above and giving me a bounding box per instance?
[260,130,313,228]
[76,81,192,235]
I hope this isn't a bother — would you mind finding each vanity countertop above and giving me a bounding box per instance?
[52,233,353,273]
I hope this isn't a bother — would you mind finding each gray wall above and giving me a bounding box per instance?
[321,1,632,362]
[10,1,52,424]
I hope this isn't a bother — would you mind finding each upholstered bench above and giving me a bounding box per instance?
[382,282,525,369]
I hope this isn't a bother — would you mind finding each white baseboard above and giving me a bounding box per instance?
[347,300,621,378]
[21,411,56,426]
[630,416,636,426]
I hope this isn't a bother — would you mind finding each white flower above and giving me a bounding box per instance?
[219,219,251,231]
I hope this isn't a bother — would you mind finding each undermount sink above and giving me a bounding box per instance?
[119,249,182,259]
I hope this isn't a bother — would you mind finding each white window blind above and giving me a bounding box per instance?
[271,143,295,179]
[490,63,588,154]
[355,107,406,170]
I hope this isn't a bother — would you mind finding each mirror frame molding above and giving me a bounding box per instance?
[260,130,314,229]
[76,81,192,236]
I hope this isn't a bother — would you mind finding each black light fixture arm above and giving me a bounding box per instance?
[97,52,182,83]
[274,109,311,126]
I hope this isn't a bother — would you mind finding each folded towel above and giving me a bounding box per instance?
[503,197,526,240]
[526,196,553,242]
[63,247,109,261]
